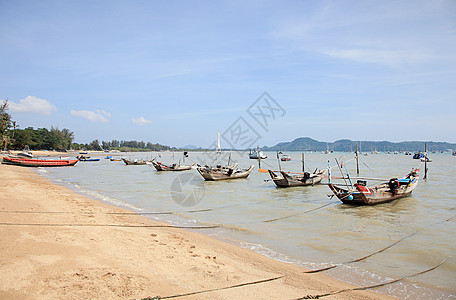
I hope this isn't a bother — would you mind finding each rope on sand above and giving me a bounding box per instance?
[151,275,286,299]
[0,222,219,229]
[295,260,445,299]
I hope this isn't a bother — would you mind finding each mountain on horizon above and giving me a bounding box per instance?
[262,137,456,152]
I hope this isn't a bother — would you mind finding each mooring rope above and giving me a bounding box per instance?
[263,203,332,223]
[0,222,219,229]
[295,260,445,299]
[302,213,456,274]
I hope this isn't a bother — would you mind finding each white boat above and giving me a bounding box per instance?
[249,148,267,159]
[17,151,33,158]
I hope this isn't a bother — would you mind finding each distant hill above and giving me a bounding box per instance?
[263,137,456,152]
[181,145,201,150]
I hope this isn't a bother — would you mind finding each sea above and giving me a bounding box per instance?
[36,151,456,299]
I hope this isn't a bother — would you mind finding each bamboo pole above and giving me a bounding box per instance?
[424,143,428,180]
[355,143,359,176]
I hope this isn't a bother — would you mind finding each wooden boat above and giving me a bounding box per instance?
[122,158,151,165]
[151,160,195,171]
[328,169,420,205]
[268,169,327,187]
[197,164,254,181]
[2,156,78,167]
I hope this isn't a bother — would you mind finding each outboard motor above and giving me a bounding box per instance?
[388,178,399,192]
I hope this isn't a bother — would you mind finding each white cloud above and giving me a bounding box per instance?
[71,110,111,122]
[132,116,152,126]
[8,96,57,115]
[322,48,433,66]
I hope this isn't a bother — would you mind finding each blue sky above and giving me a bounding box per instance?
[1,0,455,147]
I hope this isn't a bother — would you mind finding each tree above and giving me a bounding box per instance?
[1,100,13,150]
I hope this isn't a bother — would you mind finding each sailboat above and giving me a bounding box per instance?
[216,132,221,154]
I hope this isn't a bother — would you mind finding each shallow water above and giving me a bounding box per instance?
[38,151,456,299]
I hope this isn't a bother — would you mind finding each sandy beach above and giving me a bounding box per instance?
[0,159,393,299]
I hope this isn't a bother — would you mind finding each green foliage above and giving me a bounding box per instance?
[11,127,75,151]
[1,100,13,150]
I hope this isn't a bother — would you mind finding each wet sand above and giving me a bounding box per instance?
[0,160,394,299]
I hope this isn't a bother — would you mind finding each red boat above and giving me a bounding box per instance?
[2,156,79,167]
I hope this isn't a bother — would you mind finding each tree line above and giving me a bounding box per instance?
[1,100,172,152]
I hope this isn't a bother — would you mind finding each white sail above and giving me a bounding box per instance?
[216,132,221,154]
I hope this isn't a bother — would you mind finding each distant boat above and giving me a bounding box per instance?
[413,152,424,159]
[2,156,78,167]
[420,156,432,162]
[17,151,33,158]
[216,132,221,154]
[405,151,412,155]
[267,169,327,188]
[280,154,291,161]
[197,164,254,181]
[249,148,267,159]
[328,168,420,205]
[122,158,151,165]
[77,156,100,162]
[151,160,195,171]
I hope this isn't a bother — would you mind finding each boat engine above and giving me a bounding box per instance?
[388,178,399,192]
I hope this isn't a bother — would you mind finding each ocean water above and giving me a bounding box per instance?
[37,151,456,299]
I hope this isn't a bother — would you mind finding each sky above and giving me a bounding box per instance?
[1,0,455,148]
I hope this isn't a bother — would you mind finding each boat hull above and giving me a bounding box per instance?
[197,165,254,181]
[269,169,327,187]
[152,161,194,171]
[328,170,419,205]
[2,156,78,167]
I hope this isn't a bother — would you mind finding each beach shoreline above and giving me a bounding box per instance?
[0,162,393,299]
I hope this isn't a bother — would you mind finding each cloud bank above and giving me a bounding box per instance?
[132,116,152,126]
[8,96,57,115]
[71,110,111,122]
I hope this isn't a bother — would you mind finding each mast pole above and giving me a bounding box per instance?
[356,143,359,176]
[257,145,261,169]
[277,151,281,171]
[302,152,305,173]
[424,143,428,180]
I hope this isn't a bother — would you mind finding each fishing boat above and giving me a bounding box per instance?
[267,169,327,187]
[77,155,100,162]
[17,151,33,158]
[197,164,254,181]
[280,154,291,161]
[121,158,151,165]
[2,156,78,167]
[151,160,195,171]
[413,152,424,159]
[249,148,267,159]
[328,168,420,205]
[420,156,432,162]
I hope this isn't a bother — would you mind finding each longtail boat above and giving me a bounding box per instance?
[328,169,419,205]
[151,160,195,171]
[268,169,327,187]
[197,164,254,181]
[122,158,152,165]
[2,156,78,167]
